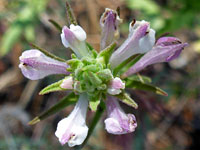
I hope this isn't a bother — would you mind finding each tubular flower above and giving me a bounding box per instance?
[122,37,188,78]
[19,49,69,80]
[19,6,188,148]
[110,20,155,68]
[105,96,137,134]
[55,93,88,147]
[61,24,89,58]
[100,8,122,50]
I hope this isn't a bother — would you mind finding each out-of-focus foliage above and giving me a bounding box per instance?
[0,0,48,56]
[126,0,200,34]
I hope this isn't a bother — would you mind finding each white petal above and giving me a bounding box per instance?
[68,125,88,147]
[104,118,122,134]
[107,88,121,95]
[70,24,87,41]
[55,117,71,143]
[139,29,155,53]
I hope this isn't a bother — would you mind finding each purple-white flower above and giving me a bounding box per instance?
[19,5,188,148]
[100,8,122,50]
[55,93,88,147]
[122,37,188,78]
[19,49,69,80]
[110,20,155,68]
[105,96,137,134]
[107,77,125,95]
[61,24,89,58]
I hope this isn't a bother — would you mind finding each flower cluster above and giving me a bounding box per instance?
[19,7,188,147]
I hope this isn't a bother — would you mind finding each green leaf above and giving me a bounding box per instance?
[126,74,152,83]
[113,54,144,76]
[116,92,138,109]
[39,77,70,95]
[28,92,78,125]
[48,19,62,32]
[86,42,94,51]
[98,42,117,65]
[30,43,66,62]
[65,1,77,25]
[126,80,168,96]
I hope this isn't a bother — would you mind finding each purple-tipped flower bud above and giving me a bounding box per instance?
[110,20,155,68]
[60,76,73,89]
[122,37,188,78]
[61,24,89,58]
[104,96,137,135]
[19,49,69,80]
[107,77,125,95]
[100,8,122,50]
[55,93,88,147]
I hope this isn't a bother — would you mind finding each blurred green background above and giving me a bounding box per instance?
[0,0,200,150]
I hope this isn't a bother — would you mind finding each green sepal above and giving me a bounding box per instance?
[98,42,117,65]
[115,92,138,109]
[97,69,113,82]
[126,80,168,96]
[67,59,82,71]
[87,71,102,86]
[28,92,78,125]
[83,65,101,73]
[30,43,66,62]
[86,42,95,51]
[48,19,62,32]
[88,93,101,112]
[65,1,77,25]
[39,77,71,95]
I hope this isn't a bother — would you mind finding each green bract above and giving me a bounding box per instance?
[67,50,113,111]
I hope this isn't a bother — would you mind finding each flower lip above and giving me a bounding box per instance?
[104,96,137,134]
[55,93,89,147]
[156,37,182,46]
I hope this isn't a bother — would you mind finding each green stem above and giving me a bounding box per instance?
[48,19,62,32]
[74,100,105,150]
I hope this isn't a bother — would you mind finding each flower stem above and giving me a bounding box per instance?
[74,100,106,150]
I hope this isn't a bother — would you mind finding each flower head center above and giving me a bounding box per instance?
[67,52,113,96]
